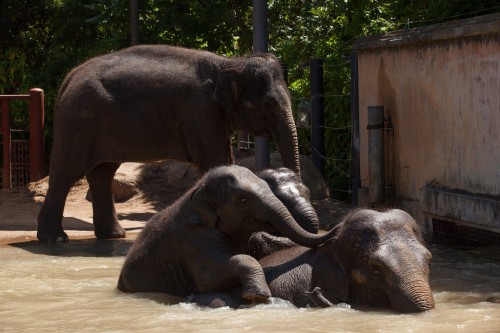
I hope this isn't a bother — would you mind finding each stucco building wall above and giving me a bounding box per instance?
[354,14,500,236]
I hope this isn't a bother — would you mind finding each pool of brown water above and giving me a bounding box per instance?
[1,240,499,333]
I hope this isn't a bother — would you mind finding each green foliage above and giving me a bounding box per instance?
[1,0,497,197]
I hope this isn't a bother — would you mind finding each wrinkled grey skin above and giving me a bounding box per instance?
[192,209,435,313]
[257,168,319,234]
[117,165,337,303]
[247,167,320,259]
[37,45,300,242]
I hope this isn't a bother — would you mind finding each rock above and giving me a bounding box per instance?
[237,152,329,200]
[487,296,500,304]
[86,178,138,203]
[84,155,329,204]
[138,160,201,189]
[136,160,202,209]
[86,163,142,203]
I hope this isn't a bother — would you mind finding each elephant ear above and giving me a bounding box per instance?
[312,245,349,304]
[213,69,239,113]
[188,187,218,228]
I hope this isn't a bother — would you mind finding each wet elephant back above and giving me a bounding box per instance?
[261,246,316,307]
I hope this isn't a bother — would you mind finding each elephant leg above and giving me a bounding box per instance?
[196,252,270,303]
[86,162,126,239]
[228,254,271,302]
[190,291,247,309]
[37,173,81,242]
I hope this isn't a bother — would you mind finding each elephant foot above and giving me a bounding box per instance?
[37,228,69,243]
[95,222,127,239]
[242,285,271,303]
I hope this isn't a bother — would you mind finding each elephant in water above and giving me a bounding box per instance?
[192,209,435,313]
[256,167,318,234]
[117,165,336,302]
[37,45,300,242]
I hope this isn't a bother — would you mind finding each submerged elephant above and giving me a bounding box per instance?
[193,209,435,313]
[117,165,336,302]
[37,45,300,242]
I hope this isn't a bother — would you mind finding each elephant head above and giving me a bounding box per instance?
[257,167,319,234]
[312,209,435,313]
[214,54,300,174]
[189,165,334,248]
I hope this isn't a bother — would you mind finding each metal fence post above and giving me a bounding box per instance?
[253,0,270,172]
[130,0,139,45]
[29,88,44,182]
[350,50,360,205]
[310,58,325,176]
[1,100,11,189]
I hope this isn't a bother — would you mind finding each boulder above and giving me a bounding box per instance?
[86,163,142,202]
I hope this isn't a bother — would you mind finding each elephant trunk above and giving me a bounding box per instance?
[391,270,435,313]
[285,199,319,234]
[259,194,338,248]
[273,104,301,175]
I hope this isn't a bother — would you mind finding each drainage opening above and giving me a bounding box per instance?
[432,219,500,246]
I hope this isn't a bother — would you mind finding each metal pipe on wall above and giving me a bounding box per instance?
[367,105,385,204]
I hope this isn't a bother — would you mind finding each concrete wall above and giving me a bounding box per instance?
[355,14,500,235]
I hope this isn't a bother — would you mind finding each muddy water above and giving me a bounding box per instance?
[1,240,499,333]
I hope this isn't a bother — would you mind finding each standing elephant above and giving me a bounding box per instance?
[192,209,435,313]
[117,165,336,303]
[37,44,300,242]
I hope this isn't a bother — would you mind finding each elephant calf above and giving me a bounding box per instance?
[192,209,436,313]
[117,165,336,302]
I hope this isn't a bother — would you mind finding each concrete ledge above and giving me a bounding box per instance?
[420,186,500,231]
[355,12,500,50]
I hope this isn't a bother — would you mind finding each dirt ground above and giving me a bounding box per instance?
[0,162,352,246]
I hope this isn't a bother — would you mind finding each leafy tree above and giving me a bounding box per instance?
[1,0,498,197]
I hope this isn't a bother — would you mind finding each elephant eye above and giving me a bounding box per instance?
[263,101,273,109]
[240,197,248,204]
[263,96,277,109]
[369,259,384,277]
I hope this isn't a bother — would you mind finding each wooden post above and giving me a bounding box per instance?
[2,100,11,189]
[29,88,44,182]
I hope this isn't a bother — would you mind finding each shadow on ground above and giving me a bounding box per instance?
[8,238,135,257]
[117,212,155,222]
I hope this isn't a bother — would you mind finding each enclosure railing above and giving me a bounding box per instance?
[0,88,44,189]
